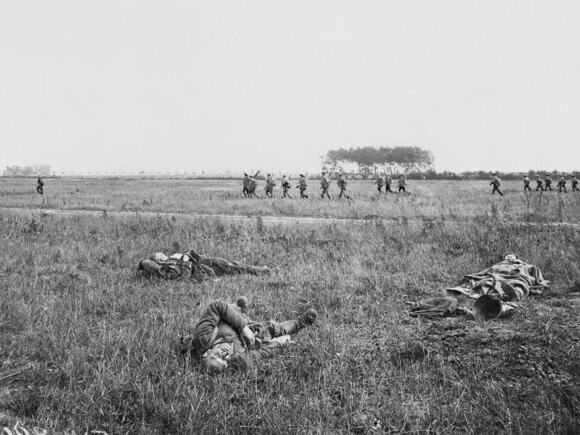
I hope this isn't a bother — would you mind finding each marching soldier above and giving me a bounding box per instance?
[337,174,349,199]
[36,176,44,195]
[264,174,276,198]
[297,174,309,198]
[245,171,260,198]
[281,175,292,198]
[373,174,385,194]
[544,173,553,191]
[385,175,394,193]
[320,171,331,199]
[242,173,250,197]
[523,174,531,191]
[572,174,579,192]
[535,174,544,191]
[398,175,408,194]
[490,173,503,196]
[557,174,567,193]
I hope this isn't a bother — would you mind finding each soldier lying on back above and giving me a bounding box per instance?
[138,249,274,281]
[177,298,317,374]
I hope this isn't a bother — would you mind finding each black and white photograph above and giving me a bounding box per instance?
[1,1,579,433]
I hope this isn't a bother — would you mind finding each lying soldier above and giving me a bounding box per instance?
[178,298,317,374]
[138,249,275,281]
[446,254,548,301]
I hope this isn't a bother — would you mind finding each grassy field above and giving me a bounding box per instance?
[2,176,580,223]
[0,177,579,434]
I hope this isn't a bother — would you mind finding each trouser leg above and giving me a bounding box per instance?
[138,259,163,278]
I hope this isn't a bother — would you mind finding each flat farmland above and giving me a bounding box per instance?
[1,177,579,223]
[0,177,579,434]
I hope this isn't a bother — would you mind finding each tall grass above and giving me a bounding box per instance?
[1,204,579,433]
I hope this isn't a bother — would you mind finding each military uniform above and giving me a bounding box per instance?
[490,174,503,195]
[281,176,292,198]
[242,174,250,197]
[385,176,394,193]
[544,174,552,191]
[36,177,44,195]
[374,175,385,193]
[398,176,408,193]
[265,174,276,198]
[557,176,567,193]
[320,173,331,199]
[523,175,531,191]
[572,175,579,192]
[246,176,258,198]
[535,175,544,191]
[297,175,308,198]
[138,250,273,281]
[337,175,348,199]
[179,299,316,374]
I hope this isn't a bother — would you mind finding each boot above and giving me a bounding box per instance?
[298,308,317,328]
[236,296,249,314]
[281,309,317,335]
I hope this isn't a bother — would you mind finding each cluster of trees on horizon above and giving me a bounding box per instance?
[3,164,51,176]
[323,146,434,175]
[321,146,577,180]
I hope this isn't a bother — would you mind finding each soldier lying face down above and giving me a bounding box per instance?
[178,298,317,374]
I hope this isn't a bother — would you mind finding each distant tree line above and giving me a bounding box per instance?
[3,165,51,176]
[324,146,434,175]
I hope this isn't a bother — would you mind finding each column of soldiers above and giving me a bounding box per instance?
[242,171,412,199]
[525,173,578,193]
[488,172,579,195]
[244,171,579,199]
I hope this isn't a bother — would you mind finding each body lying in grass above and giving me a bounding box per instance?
[138,249,275,281]
[177,298,317,374]
[446,254,548,301]
[409,254,549,318]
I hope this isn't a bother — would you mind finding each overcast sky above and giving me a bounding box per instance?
[1,1,579,175]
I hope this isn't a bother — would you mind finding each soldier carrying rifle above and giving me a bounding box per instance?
[557,174,567,193]
[36,176,44,195]
[320,171,331,199]
[297,174,309,198]
[337,174,350,199]
[243,171,260,198]
[281,175,292,198]
[264,173,276,198]
[535,174,544,191]
[373,174,385,194]
[490,173,503,196]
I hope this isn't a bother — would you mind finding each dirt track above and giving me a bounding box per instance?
[1,207,367,226]
[2,207,579,228]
